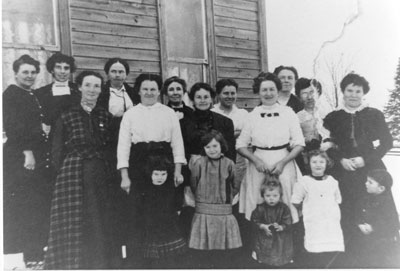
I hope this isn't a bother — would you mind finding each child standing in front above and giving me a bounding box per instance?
[189,130,242,268]
[250,176,293,267]
[141,154,187,268]
[291,150,344,268]
[353,169,400,268]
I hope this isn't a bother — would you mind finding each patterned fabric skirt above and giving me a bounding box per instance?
[189,203,242,250]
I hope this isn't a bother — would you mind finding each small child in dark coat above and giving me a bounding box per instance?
[354,169,400,268]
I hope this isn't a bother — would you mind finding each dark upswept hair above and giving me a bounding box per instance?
[103,57,130,75]
[13,54,40,73]
[340,72,370,94]
[189,82,216,100]
[215,78,238,95]
[260,174,282,197]
[200,130,228,156]
[273,65,299,80]
[46,52,76,73]
[252,72,282,94]
[295,77,314,98]
[75,70,104,86]
[133,73,163,92]
[307,149,334,170]
[162,76,187,94]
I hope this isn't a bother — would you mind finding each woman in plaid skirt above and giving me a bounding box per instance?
[45,71,114,269]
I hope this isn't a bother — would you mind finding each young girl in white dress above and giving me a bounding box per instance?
[291,150,344,268]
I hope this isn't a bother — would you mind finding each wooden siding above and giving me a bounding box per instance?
[213,0,267,110]
[69,0,161,84]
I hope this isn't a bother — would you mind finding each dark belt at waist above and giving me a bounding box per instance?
[195,202,232,215]
[253,143,289,151]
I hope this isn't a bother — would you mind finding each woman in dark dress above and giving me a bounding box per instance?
[45,71,113,269]
[163,76,194,211]
[34,52,80,130]
[323,73,393,263]
[3,55,53,265]
[97,58,141,266]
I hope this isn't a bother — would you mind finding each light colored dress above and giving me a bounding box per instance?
[291,175,344,253]
[188,155,242,250]
[236,104,305,222]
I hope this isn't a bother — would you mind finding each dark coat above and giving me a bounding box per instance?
[182,109,236,162]
[286,94,304,113]
[97,81,140,110]
[34,82,81,128]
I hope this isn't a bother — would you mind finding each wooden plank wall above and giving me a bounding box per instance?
[69,0,161,84]
[213,0,264,110]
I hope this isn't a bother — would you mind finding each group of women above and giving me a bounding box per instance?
[3,53,393,269]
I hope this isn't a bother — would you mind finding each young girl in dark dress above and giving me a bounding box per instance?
[141,152,187,268]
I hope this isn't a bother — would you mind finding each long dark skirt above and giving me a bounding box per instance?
[3,149,53,261]
[81,158,113,269]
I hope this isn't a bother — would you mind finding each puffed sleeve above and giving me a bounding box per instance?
[117,111,132,169]
[287,109,305,148]
[169,110,187,164]
[236,114,252,149]
[3,87,35,151]
[361,109,393,166]
[291,180,306,205]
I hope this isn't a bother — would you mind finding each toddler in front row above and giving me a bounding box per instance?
[291,150,344,268]
[251,176,293,267]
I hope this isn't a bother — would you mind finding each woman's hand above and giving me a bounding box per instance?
[23,150,35,170]
[174,173,184,187]
[120,168,131,194]
[351,156,365,169]
[270,160,286,175]
[358,223,373,235]
[340,158,356,171]
[254,158,268,173]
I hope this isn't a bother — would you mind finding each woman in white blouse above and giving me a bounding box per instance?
[117,73,186,267]
[236,72,305,222]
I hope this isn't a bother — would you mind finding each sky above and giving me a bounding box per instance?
[265,0,400,111]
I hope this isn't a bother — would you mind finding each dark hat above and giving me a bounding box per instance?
[368,169,393,189]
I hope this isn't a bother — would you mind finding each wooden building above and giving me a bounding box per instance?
[2,0,267,110]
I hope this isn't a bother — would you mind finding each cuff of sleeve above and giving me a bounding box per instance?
[117,161,129,170]
[174,156,187,165]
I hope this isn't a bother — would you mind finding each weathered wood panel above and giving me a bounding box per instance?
[70,7,157,27]
[217,57,259,70]
[70,0,161,80]
[72,32,159,50]
[74,68,159,83]
[74,57,160,73]
[217,47,259,60]
[214,0,258,11]
[71,20,159,39]
[218,67,260,80]
[70,0,157,17]
[236,97,261,110]
[215,26,258,41]
[214,16,258,31]
[215,36,258,50]
[214,5,257,21]
[72,44,159,61]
